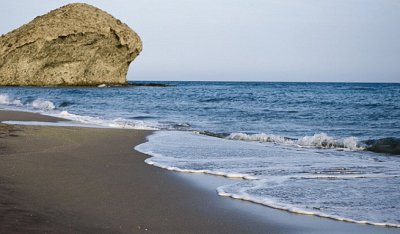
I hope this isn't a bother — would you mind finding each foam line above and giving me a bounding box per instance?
[216,187,400,228]
[226,132,363,151]
[144,157,257,180]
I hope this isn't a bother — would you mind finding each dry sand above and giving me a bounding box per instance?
[0,110,398,233]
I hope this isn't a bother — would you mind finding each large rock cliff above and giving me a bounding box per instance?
[0,3,142,86]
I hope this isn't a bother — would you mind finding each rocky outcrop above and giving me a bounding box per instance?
[0,3,142,86]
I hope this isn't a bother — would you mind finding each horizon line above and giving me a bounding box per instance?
[129,80,400,84]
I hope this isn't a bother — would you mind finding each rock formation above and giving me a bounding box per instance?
[0,3,142,86]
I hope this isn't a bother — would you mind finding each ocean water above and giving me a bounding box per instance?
[1,82,399,227]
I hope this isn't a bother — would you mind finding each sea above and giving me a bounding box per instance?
[0,81,399,227]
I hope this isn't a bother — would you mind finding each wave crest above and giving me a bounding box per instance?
[297,133,361,151]
[56,111,158,130]
[226,132,363,151]
[0,93,55,110]
[31,99,55,110]
[0,94,23,106]
[227,132,290,144]
[364,137,400,155]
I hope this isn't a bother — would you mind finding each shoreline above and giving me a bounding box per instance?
[0,110,399,233]
[0,109,67,122]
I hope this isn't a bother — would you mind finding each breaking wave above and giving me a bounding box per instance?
[226,132,362,151]
[225,132,400,155]
[364,137,400,155]
[31,99,55,110]
[0,94,23,106]
[58,101,75,107]
[54,111,158,130]
[0,93,55,111]
[1,91,398,155]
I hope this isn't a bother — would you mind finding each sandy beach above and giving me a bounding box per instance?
[0,110,399,234]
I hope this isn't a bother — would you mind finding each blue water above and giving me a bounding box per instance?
[1,82,400,226]
[2,82,399,140]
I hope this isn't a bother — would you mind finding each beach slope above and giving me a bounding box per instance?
[0,111,286,233]
[0,110,398,233]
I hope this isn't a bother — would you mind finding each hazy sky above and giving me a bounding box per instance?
[1,1,399,82]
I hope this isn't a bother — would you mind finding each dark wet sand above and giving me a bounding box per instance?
[0,110,66,122]
[0,110,398,233]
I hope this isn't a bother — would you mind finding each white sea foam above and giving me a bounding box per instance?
[144,157,257,180]
[54,111,158,130]
[0,94,159,130]
[136,131,400,228]
[226,132,289,144]
[226,132,364,151]
[0,94,55,111]
[0,92,158,130]
[31,99,56,110]
[296,133,361,150]
[217,185,400,228]
[0,94,23,106]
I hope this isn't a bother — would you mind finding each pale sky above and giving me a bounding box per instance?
[1,1,399,82]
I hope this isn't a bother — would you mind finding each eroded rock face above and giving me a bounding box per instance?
[0,3,142,86]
